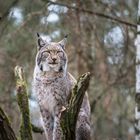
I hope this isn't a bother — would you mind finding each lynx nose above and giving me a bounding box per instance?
[52,58,57,62]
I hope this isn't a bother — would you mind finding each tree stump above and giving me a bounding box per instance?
[61,72,90,140]
[0,107,17,140]
[15,66,33,140]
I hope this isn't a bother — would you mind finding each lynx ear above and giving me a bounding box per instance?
[59,34,68,50]
[36,33,46,50]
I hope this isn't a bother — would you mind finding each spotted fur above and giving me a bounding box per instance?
[33,34,91,140]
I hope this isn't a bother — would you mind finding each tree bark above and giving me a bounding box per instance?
[14,66,33,140]
[0,107,17,140]
[135,1,140,139]
[61,72,90,140]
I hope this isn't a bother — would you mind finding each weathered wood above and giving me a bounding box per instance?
[14,66,33,140]
[61,72,90,140]
[0,107,17,140]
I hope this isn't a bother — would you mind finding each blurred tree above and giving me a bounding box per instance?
[0,0,136,140]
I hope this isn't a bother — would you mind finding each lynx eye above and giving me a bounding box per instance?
[41,51,50,56]
[57,51,63,54]
[44,50,50,54]
[43,51,50,55]
[40,51,50,61]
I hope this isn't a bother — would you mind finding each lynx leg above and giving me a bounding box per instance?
[76,114,91,140]
[76,124,91,140]
[40,109,53,140]
[52,106,63,140]
[53,115,63,140]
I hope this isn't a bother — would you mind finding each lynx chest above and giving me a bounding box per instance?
[35,77,70,113]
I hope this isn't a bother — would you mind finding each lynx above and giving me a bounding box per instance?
[33,33,91,140]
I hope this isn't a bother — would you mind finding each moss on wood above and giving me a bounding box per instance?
[61,72,91,140]
[0,107,17,140]
[15,66,33,140]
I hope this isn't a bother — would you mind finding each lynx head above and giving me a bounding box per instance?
[35,33,68,73]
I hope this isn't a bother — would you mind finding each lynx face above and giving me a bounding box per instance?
[35,34,68,72]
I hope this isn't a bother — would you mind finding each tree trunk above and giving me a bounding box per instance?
[14,66,33,140]
[61,72,90,140]
[135,1,140,139]
[0,107,17,140]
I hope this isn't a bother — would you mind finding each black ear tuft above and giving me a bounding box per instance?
[59,35,68,50]
[36,32,46,50]
[37,32,40,37]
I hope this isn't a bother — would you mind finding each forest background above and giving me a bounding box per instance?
[0,0,137,140]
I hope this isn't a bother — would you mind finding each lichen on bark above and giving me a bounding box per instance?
[0,107,17,140]
[60,72,91,140]
[15,66,33,140]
